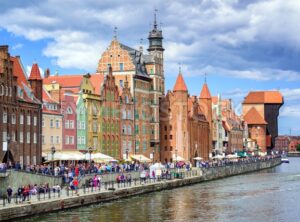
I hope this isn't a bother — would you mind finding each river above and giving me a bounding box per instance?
[24,158,300,222]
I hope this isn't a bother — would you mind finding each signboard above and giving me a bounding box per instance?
[150,153,153,159]
[123,154,127,160]
[2,142,7,151]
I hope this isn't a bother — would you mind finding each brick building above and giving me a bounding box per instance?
[159,72,210,163]
[0,45,42,165]
[243,91,283,153]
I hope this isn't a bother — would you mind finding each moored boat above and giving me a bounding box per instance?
[281,158,289,163]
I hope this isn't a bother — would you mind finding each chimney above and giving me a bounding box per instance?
[44,68,50,78]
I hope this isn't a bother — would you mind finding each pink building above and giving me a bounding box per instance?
[61,91,77,150]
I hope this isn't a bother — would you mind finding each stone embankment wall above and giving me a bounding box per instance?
[0,171,62,196]
[0,158,281,221]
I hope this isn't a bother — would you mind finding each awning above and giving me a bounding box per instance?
[131,154,151,162]
[46,151,86,161]
[213,154,224,159]
[193,157,203,161]
[174,156,185,161]
[225,154,239,159]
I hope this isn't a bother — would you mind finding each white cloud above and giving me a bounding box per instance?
[280,105,300,118]
[12,43,23,50]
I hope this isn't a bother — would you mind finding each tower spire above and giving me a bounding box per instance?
[154,9,158,30]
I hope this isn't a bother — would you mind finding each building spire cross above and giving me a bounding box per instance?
[113,27,118,39]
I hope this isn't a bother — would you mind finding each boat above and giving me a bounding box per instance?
[281,158,289,163]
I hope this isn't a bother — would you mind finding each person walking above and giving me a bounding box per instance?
[73,177,79,195]
[7,186,13,204]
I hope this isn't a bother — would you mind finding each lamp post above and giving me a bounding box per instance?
[152,149,155,164]
[175,149,178,169]
[7,135,11,167]
[125,148,128,160]
[51,146,56,172]
[88,147,93,164]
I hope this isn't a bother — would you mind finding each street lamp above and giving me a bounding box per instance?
[152,149,155,163]
[51,146,56,171]
[88,146,94,164]
[175,149,178,168]
[7,134,11,167]
[125,148,129,160]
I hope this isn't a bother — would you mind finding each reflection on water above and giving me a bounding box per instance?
[24,158,300,222]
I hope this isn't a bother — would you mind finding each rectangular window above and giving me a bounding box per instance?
[119,63,124,71]
[65,120,69,129]
[2,131,7,142]
[136,141,140,150]
[77,137,81,145]
[170,135,173,140]
[142,125,147,134]
[135,125,139,134]
[11,131,16,142]
[3,112,7,123]
[82,136,86,145]
[70,120,74,129]
[42,118,45,127]
[20,114,24,125]
[81,121,85,130]
[20,132,23,143]
[34,116,37,126]
[77,120,81,130]
[11,114,16,124]
[93,120,97,133]
[50,136,54,144]
[27,132,30,144]
[93,137,97,148]
[42,135,45,144]
[34,133,37,144]
[50,119,54,128]
[143,141,147,151]
[56,119,60,128]
[66,136,69,145]
[70,136,74,144]
[56,136,59,144]
[120,79,124,88]
[27,115,31,125]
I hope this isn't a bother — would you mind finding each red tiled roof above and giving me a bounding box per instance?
[43,88,56,103]
[200,83,211,99]
[212,96,218,104]
[244,107,267,125]
[10,56,28,89]
[243,91,283,104]
[173,73,188,92]
[43,73,105,94]
[28,63,42,80]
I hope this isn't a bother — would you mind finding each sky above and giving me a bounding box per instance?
[0,0,299,135]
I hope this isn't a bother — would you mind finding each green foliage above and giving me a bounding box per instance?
[296,144,300,152]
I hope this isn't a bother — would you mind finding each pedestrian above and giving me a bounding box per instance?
[73,177,79,194]
[7,186,13,203]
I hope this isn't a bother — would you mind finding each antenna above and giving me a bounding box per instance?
[154,8,158,29]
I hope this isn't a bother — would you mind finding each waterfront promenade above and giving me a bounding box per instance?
[0,157,281,222]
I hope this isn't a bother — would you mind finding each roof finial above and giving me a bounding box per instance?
[139,38,143,52]
[204,73,207,83]
[179,62,182,74]
[154,8,158,29]
[113,27,118,39]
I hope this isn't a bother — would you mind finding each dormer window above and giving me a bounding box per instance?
[67,107,73,114]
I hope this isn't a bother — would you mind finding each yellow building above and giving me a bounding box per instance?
[42,88,63,153]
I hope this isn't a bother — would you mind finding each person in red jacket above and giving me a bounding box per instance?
[73,177,79,194]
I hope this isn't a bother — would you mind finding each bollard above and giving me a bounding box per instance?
[48,190,51,199]
[105,182,107,190]
[38,193,40,201]
[83,185,86,194]
[67,187,69,196]
[72,189,74,196]
[58,190,61,198]
[3,197,5,207]
[91,185,94,192]
[117,182,120,188]
[44,192,46,200]
[15,195,18,204]
[112,181,114,189]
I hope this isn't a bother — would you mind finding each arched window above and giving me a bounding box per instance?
[67,107,73,114]
[127,125,131,135]
[122,125,126,134]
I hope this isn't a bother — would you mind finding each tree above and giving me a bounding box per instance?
[297,144,300,152]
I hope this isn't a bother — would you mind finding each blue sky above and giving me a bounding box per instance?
[0,0,299,135]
